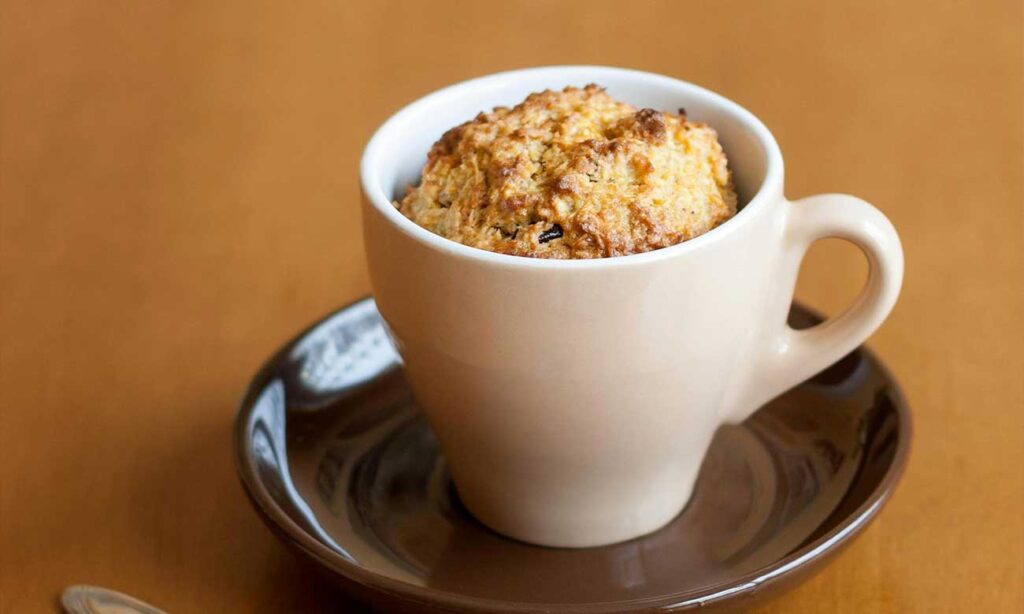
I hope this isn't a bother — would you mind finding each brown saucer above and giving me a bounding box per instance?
[234,297,910,612]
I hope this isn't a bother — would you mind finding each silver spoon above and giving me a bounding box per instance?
[61,585,166,614]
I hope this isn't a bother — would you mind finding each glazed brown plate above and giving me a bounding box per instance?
[234,297,911,612]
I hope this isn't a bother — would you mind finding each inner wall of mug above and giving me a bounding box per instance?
[369,67,772,212]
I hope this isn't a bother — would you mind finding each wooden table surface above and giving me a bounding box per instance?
[3,1,1022,612]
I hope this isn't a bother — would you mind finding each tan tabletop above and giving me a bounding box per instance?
[2,1,1022,612]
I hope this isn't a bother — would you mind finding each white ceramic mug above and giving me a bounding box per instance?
[360,66,903,548]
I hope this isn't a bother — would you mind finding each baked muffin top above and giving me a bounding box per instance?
[395,85,737,259]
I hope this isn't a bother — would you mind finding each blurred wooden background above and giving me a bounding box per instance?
[2,1,1021,612]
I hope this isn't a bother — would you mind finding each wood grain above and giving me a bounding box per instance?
[2,1,1021,612]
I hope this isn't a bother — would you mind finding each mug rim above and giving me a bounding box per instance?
[360,65,784,269]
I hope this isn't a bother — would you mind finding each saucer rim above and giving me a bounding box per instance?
[233,295,912,612]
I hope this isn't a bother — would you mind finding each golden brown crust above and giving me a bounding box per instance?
[396,85,737,259]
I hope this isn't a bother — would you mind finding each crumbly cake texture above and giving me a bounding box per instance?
[395,85,737,259]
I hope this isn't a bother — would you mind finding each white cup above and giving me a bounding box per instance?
[360,66,903,548]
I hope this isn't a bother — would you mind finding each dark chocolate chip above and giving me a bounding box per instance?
[678,107,687,117]
[538,224,563,243]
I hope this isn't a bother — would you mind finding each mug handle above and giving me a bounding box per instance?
[730,194,904,422]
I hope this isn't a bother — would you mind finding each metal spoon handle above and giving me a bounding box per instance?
[61,585,166,614]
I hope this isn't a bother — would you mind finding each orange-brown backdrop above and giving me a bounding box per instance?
[2,1,1022,612]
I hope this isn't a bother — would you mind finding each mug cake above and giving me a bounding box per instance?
[396,84,737,259]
